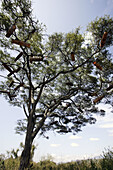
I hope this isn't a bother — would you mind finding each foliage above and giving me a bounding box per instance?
[87,15,113,48]
[0,0,113,169]
[100,148,113,170]
[4,158,20,170]
[0,154,5,170]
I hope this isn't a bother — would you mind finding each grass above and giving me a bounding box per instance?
[0,148,113,169]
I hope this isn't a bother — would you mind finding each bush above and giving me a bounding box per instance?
[36,160,57,170]
[4,158,19,170]
[100,148,113,170]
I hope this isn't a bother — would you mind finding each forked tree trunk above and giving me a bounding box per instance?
[19,115,34,170]
[19,111,46,169]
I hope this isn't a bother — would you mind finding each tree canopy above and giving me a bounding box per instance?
[0,0,113,169]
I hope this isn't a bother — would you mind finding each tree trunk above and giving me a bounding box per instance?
[19,114,34,170]
[19,111,46,169]
[19,141,32,170]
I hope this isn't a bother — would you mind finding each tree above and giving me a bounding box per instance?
[0,0,113,169]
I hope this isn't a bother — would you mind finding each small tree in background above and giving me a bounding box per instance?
[0,0,113,169]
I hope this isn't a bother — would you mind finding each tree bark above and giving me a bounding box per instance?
[19,114,34,170]
[19,141,32,170]
[19,111,46,170]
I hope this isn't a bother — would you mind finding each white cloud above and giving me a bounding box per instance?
[50,144,61,147]
[99,123,113,128]
[69,135,82,140]
[71,143,79,147]
[89,138,100,141]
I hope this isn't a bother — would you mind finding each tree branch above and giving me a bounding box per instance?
[32,109,48,140]
[44,49,101,85]
[32,88,78,139]
[33,82,45,112]
[23,104,28,118]
[48,88,78,114]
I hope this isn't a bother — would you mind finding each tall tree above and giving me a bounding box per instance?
[0,0,113,169]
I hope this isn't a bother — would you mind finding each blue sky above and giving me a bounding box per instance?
[0,0,113,163]
[32,0,113,34]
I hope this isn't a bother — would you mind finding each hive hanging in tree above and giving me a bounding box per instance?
[93,61,102,70]
[100,32,107,48]
[6,25,16,38]
[2,63,12,72]
[8,67,21,77]
[93,95,105,104]
[12,39,30,48]
[71,52,75,61]
[30,57,43,63]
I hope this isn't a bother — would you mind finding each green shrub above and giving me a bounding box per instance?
[99,148,113,170]
[36,160,57,170]
[4,158,19,170]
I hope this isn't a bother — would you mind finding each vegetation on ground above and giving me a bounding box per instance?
[0,148,113,170]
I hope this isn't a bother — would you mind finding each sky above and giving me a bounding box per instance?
[0,0,113,163]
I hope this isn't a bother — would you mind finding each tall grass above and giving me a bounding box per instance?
[0,148,113,169]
